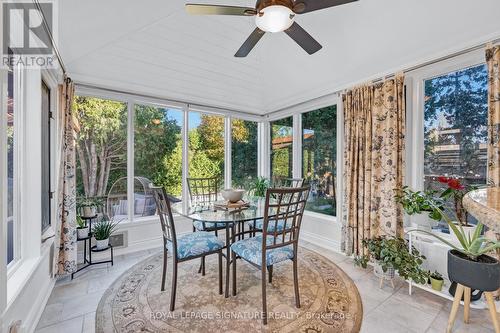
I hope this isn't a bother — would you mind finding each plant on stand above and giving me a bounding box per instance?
[248,177,269,197]
[396,184,500,330]
[76,216,89,239]
[92,218,119,250]
[77,197,104,218]
[436,177,478,241]
[354,236,430,288]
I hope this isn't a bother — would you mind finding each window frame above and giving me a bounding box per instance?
[6,65,23,273]
[74,86,263,224]
[265,94,342,222]
[405,48,487,226]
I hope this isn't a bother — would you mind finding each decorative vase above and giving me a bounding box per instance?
[82,206,96,218]
[448,249,500,291]
[77,227,88,239]
[373,261,395,280]
[430,277,444,291]
[96,238,109,250]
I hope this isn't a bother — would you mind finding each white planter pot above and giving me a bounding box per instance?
[77,227,88,239]
[82,206,96,218]
[373,261,395,281]
[450,223,476,244]
[96,238,109,250]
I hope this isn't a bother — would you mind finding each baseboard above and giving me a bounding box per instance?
[300,230,342,254]
[23,276,55,333]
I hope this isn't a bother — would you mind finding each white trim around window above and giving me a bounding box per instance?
[405,48,486,226]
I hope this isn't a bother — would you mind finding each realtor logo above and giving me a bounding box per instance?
[1,1,57,68]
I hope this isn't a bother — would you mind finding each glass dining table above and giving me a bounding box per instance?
[171,197,268,297]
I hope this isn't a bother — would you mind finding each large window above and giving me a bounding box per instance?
[6,70,14,265]
[423,64,488,227]
[270,117,293,180]
[134,105,183,217]
[41,81,51,232]
[302,106,337,216]
[188,112,224,183]
[73,96,128,216]
[231,119,257,188]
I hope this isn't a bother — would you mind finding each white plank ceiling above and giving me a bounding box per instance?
[58,0,500,115]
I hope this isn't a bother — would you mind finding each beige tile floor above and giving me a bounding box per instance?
[35,241,496,333]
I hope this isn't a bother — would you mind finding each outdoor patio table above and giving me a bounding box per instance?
[171,197,268,297]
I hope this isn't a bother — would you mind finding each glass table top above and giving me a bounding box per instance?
[171,197,268,224]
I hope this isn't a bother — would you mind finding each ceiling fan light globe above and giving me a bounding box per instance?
[255,5,294,33]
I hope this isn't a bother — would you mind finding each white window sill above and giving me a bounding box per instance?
[304,210,338,223]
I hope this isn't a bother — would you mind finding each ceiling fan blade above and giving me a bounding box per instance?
[284,22,322,55]
[293,0,358,14]
[234,28,265,57]
[186,4,256,16]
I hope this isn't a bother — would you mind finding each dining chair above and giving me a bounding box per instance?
[271,177,305,188]
[247,177,306,233]
[187,176,230,275]
[150,185,224,311]
[230,186,310,325]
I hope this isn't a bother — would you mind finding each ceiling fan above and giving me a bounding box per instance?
[185,0,358,57]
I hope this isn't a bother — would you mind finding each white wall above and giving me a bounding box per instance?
[0,66,61,333]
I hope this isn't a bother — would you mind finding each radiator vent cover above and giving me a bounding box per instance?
[109,231,128,249]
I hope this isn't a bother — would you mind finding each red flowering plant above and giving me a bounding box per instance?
[436,177,477,227]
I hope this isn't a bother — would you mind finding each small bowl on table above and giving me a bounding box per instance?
[221,189,245,203]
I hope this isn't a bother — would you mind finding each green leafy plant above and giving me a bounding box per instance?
[92,218,119,241]
[76,216,86,228]
[249,177,270,197]
[354,236,430,284]
[77,197,104,210]
[395,186,444,221]
[430,270,443,280]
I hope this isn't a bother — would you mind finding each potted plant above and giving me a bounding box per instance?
[77,197,103,218]
[397,187,500,295]
[429,271,444,291]
[354,236,430,285]
[395,186,445,227]
[248,177,269,197]
[435,177,477,242]
[92,218,118,250]
[76,215,88,239]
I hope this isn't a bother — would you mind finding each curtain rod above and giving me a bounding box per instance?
[370,37,500,84]
[33,0,67,75]
[269,36,500,116]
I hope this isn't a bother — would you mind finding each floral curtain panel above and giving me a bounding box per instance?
[342,75,405,256]
[54,77,77,276]
[486,44,500,186]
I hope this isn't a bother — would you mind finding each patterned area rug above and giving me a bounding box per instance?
[96,247,363,332]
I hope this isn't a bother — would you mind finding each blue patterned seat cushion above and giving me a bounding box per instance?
[167,232,224,260]
[193,220,230,231]
[246,219,289,232]
[231,235,294,266]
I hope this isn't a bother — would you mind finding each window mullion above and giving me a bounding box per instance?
[127,101,134,222]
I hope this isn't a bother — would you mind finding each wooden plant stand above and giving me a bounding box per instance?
[447,283,500,333]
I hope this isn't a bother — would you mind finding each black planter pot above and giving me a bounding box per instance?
[448,282,483,301]
[447,249,500,291]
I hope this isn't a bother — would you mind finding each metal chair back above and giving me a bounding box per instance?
[272,177,305,188]
[187,177,219,206]
[150,185,178,256]
[262,186,310,257]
